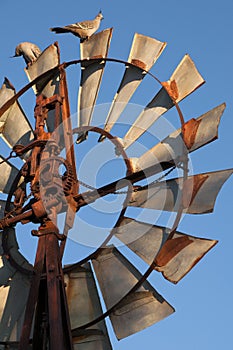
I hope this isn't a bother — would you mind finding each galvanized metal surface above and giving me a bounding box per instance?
[92,246,174,339]
[102,33,166,135]
[0,157,19,194]
[0,228,31,343]
[134,103,226,172]
[0,78,33,155]
[25,43,60,132]
[123,54,205,149]
[114,217,217,283]
[77,29,112,142]
[0,201,7,219]
[0,272,30,344]
[65,263,112,349]
[128,169,233,214]
[0,78,14,130]
[25,43,60,97]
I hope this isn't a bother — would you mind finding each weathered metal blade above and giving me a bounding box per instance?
[133,103,226,172]
[128,169,233,214]
[0,201,7,219]
[92,246,174,340]
[0,78,33,156]
[123,54,205,149]
[101,34,166,137]
[114,217,217,283]
[0,272,30,343]
[0,157,19,194]
[64,263,112,349]
[0,200,13,220]
[25,42,60,97]
[76,29,113,143]
[0,78,14,129]
[24,43,60,132]
[0,228,31,342]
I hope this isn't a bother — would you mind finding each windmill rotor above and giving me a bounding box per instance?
[0,27,232,350]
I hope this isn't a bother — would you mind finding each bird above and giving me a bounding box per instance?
[12,42,41,66]
[50,11,104,42]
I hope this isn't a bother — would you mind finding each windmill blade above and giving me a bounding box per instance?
[25,42,60,96]
[123,54,205,149]
[0,157,19,194]
[25,43,60,132]
[0,78,33,157]
[0,228,32,285]
[0,200,7,219]
[100,33,166,138]
[0,200,14,221]
[128,169,233,214]
[0,228,31,342]
[0,230,16,287]
[64,263,112,349]
[133,103,226,172]
[0,272,30,343]
[92,246,174,340]
[76,28,113,143]
[114,217,217,284]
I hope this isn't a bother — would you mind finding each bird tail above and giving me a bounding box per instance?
[50,27,70,34]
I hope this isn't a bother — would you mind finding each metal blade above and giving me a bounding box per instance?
[0,200,7,219]
[64,263,112,349]
[24,43,60,132]
[114,217,217,283]
[134,103,226,172]
[0,201,14,223]
[0,228,31,342]
[76,29,113,143]
[101,34,166,136]
[0,78,33,157]
[0,272,30,342]
[92,246,174,340]
[123,54,205,149]
[0,156,19,194]
[128,169,233,214]
[0,78,15,129]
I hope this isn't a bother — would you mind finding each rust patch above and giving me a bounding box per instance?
[182,118,201,150]
[182,174,209,208]
[155,236,192,267]
[161,80,179,101]
[130,59,147,70]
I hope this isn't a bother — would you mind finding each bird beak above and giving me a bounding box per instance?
[10,55,17,58]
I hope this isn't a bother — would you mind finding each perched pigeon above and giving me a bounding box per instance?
[12,42,41,66]
[50,11,104,42]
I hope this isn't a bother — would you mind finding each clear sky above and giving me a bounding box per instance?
[0,1,233,349]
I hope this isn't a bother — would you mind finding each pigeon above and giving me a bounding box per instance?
[12,42,41,66]
[50,11,104,42]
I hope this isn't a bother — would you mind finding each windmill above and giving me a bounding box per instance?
[0,27,232,350]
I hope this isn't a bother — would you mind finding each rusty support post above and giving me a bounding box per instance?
[59,67,78,259]
[45,232,73,349]
[19,72,75,348]
[19,236,46,350]
[19,230,74,350]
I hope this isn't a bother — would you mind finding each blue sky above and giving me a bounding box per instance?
[0,1,233,349]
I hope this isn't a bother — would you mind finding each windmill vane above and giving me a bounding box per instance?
[0,19,232,350]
